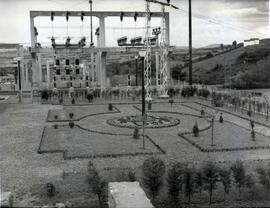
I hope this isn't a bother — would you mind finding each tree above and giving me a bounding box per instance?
[232,40,237,49]
[193,122,199,137]
[219,168,232,201]
[142,157,166,200]
[206,52,214,59]
[202,162,219,206]
[220,43,224,51]
[183,167,196,207]
[194,170,203,197]
[166,163,184,206]
[231,161,246,197]
[219,113,224,123]
[256,166,270,191]
[87,162,107,208]
[133,127,139,139]
[171,65,187,81]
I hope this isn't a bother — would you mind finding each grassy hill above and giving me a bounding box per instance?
[179,45,270,89]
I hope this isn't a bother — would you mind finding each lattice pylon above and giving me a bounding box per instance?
[144,1,152,101]
[159,5,169,97]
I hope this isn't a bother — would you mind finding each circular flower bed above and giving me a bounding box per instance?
[107,115,180,129]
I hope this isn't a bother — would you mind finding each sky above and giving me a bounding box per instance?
[0,0,269,47]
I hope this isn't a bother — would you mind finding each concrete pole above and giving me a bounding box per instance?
[165,13,170,46]
[155,52,159,88]
[30,15,37,48]
[17,60,22,103]
[38,54,42,85]
[46,60,50,88]
[99,17,105,47]
[99,16,106,89]
[25,63,29,86]
[188,0,193,86]
[91,53,95,84]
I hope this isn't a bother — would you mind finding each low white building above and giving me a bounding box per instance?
[244,38,259,47]
[108,182,154,208]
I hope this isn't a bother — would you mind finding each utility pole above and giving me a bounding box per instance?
[141,56,145,116]
[89,0,94,46]
[211,117,214,146]
[188,0,192,86]
[17,59,22,103]
[135,56,138,86]
[139,51,146,150]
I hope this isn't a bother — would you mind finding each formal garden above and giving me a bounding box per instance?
[2,86,270,207]
[34,86,270,207]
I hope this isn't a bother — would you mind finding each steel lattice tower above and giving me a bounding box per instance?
[144,1,152,101]
[159,5,169,97]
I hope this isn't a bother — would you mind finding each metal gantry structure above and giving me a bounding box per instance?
[159,4,169,97]
[144,0,152,101]
[145,0,178,99]
[28,6,171,90]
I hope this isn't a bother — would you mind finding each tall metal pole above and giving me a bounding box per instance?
[141,55,146,149]
[89,0,94,46]
[135,56,138,86]
[211,117,214,146]
[142,56,145,116]
[188,0,192,85]
[144,1,152,101]
[18,60,22,103]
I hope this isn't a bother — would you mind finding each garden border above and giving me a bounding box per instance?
[46,106,121,122]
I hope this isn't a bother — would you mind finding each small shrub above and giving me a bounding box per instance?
[251,129,255,141]
[108,103,113,111]
[53,124,58,129]
[133,127,139,139]
[193,122,199,137]
[128,171,137,182]
[69,113,74,119]
[198,88,210,99]
[41,90,49,101]
[148,102,152,110]
[46,182,55,198]
[200,108,205,116]
[169,99,174,107]
[250,120,255,129]
[71,98,75,104]
[115,169,129,182]
[168,87,176,97]
[54,115,58,120]
[181,86,198,97]
[219,113,224,123]
[212,92,224,107]
[87,93,94,103]
[69,121,75,128]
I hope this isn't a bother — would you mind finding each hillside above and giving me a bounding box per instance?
[179,44,270,89]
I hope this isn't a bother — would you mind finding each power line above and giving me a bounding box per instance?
[175,7,269,37]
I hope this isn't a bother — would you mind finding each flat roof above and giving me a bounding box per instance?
[108,182,154,208]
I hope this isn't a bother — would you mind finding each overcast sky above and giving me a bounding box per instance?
[0,0,269,47]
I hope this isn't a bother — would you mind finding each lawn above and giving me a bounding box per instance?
[182,120,270,152]
[39,125,164,159]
